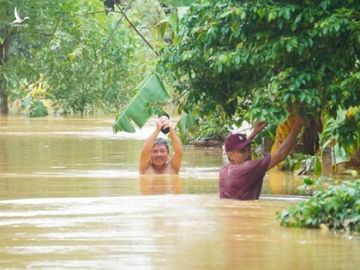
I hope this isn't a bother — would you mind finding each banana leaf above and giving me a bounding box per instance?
[113,73,169,133]
[152,19,169,49]
[176,113,199,143]
[332,143,351,165]
[152,8,183,48]
[313,157,322,175]
[177,113,198,135]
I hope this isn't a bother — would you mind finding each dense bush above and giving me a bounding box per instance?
[277,179,360,232]
[160,0,360,152]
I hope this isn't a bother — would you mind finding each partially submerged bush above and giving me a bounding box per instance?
[277,179,360,232]
[29,100,48,118]
[296,176,338,196]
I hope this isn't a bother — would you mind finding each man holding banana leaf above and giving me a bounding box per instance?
[139,115,183,175]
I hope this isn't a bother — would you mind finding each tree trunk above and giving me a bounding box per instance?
[302,119,323,155]
[349,148,360,167]
[0,30,11,115]
[0,90,9,114]
[322,146,333,176]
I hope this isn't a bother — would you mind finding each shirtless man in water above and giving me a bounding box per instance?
[139,116,183,175]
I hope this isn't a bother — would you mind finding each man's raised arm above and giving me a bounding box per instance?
[169,125,183,173]
[139,119,163,173]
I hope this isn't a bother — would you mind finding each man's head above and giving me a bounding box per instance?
[150,138,170,168]
[224,133,251,164]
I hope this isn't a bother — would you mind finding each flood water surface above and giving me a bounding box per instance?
[0,115,359,269]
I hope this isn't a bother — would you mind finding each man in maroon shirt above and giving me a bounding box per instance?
[219,116,305,200]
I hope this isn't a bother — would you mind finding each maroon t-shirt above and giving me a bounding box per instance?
[219,155,271,200]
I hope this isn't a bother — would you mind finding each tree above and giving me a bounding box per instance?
[1,0,73,114]
[0,0,152,115]
[35,1,146,115]
[112,0,197,132]
[160,0,360,152]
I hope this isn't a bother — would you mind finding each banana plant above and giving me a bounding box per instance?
[112,0,195,133]
[152,1,191,50]
[175,112,199,143]
[113,73,169,133]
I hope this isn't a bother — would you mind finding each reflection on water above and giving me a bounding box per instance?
[140,175,182,195]
[0,115,359,269]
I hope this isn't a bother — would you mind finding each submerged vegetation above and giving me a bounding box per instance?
[277,179,360,232]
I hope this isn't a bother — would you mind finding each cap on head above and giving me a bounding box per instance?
[224,133,251,152]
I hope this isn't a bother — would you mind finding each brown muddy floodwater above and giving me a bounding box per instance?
[0,115,359,269]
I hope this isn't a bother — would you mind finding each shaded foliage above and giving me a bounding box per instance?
[160,0,360,150]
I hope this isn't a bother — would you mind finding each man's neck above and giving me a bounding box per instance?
[152,162,167,172]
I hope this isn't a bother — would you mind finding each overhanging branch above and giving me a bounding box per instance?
[114,3,159,56]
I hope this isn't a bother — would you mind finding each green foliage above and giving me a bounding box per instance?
[333,143,351,165]
[281,153,310,170]
[160,0,360,148]
[296,176,338,196]
[175,109,230,144]
[176,113,199,143]
[321,107,360,153]
[113,73,169,133]
[278,179,360,232]
[193,114,229,140]
[36,1,150,114]
[152,9,180,50]
[280,153,322,175]
[1,0,154,115]
[110,0,197,133]
[160,0,194,7]
[297,172,360,195]
[29,100,48,118]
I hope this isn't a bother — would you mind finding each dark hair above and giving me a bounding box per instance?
[154,137,169,152]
